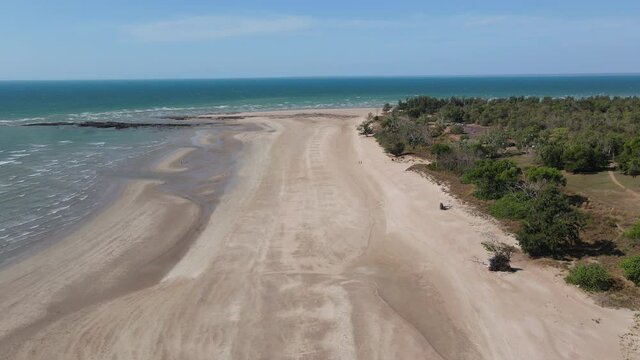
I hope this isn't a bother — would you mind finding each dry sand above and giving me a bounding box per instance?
[0,109,637,359]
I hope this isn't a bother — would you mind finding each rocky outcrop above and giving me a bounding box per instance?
[24,121,210,129]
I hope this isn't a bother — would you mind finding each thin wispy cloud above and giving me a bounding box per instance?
[460,14,640,29]
[123,15,411,42]
[124,15,314,42]
[462,15,512,27]
[122,13,640,44]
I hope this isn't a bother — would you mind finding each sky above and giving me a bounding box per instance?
[1,0,639,80]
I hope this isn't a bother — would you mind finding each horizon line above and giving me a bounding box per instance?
[2,72,640,82]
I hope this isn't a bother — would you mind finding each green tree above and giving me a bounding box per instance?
[539,143,565,169]
[481,129,510,153]
[562,141,608,173]
[618,137,640,176]
[517,186,585,257]
[438,104,465,123]
[462,160,521,199]
[513,124,544,149]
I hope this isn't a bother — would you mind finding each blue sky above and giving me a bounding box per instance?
[1,0,639,80]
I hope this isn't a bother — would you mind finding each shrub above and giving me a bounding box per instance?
[382,103,393,112]
[481,240,516,272]
[431,123,446,137]
[449,124,464,134]
[387,142,405,157]
[517,186,585,257]
[626,220,640,240]
[620,256,640,285]
[357,120,374,137]
[525,166,567,187]
[461,159,521,200]
[430,143,452,156]
[489,192,532,220]
[625,158,640,177]
[565,263,613,291]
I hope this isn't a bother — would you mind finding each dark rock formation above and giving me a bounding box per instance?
[23,121,210,129]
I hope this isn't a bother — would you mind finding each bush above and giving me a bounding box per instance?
[481,240,516,272]
[517,186,585,257]
[462,160,521,200]
[620,256,640,285]
[431,123,446,137]
[357,120,374,136]
[449,124,464,134]
[489,192,532,220]
[625,220,640,240]
[430,143,452,156]
[387,142,405,157]
[565,263,613,291]
[525,166,566,187]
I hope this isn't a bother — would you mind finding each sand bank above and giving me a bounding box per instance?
[0,109,637,359]
[154,147,197,173]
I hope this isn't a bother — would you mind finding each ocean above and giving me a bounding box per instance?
[1,75,640,263]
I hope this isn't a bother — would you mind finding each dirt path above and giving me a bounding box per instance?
[609,170,640,200]
[0,109,635,359]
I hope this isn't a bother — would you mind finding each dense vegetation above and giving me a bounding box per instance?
[377,96,640,174]
[368,96,640,261]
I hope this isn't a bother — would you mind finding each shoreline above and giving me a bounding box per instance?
[0,123,248,350]
[0,108,637,359]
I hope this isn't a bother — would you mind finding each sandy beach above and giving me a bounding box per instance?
[0,108,637,359]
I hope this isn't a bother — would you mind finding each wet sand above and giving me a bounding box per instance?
[0,109,637,359]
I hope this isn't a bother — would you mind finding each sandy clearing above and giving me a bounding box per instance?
[0,108,636,359]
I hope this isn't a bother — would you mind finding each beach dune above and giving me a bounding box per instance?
[0,109,635,359]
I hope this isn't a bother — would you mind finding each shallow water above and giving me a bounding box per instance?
[0,125,183,263]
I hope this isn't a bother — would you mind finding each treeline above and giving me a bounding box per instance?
[363,96,640,259]
[377,96,640,175]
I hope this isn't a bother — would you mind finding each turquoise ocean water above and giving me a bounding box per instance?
[1,75,640,262]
